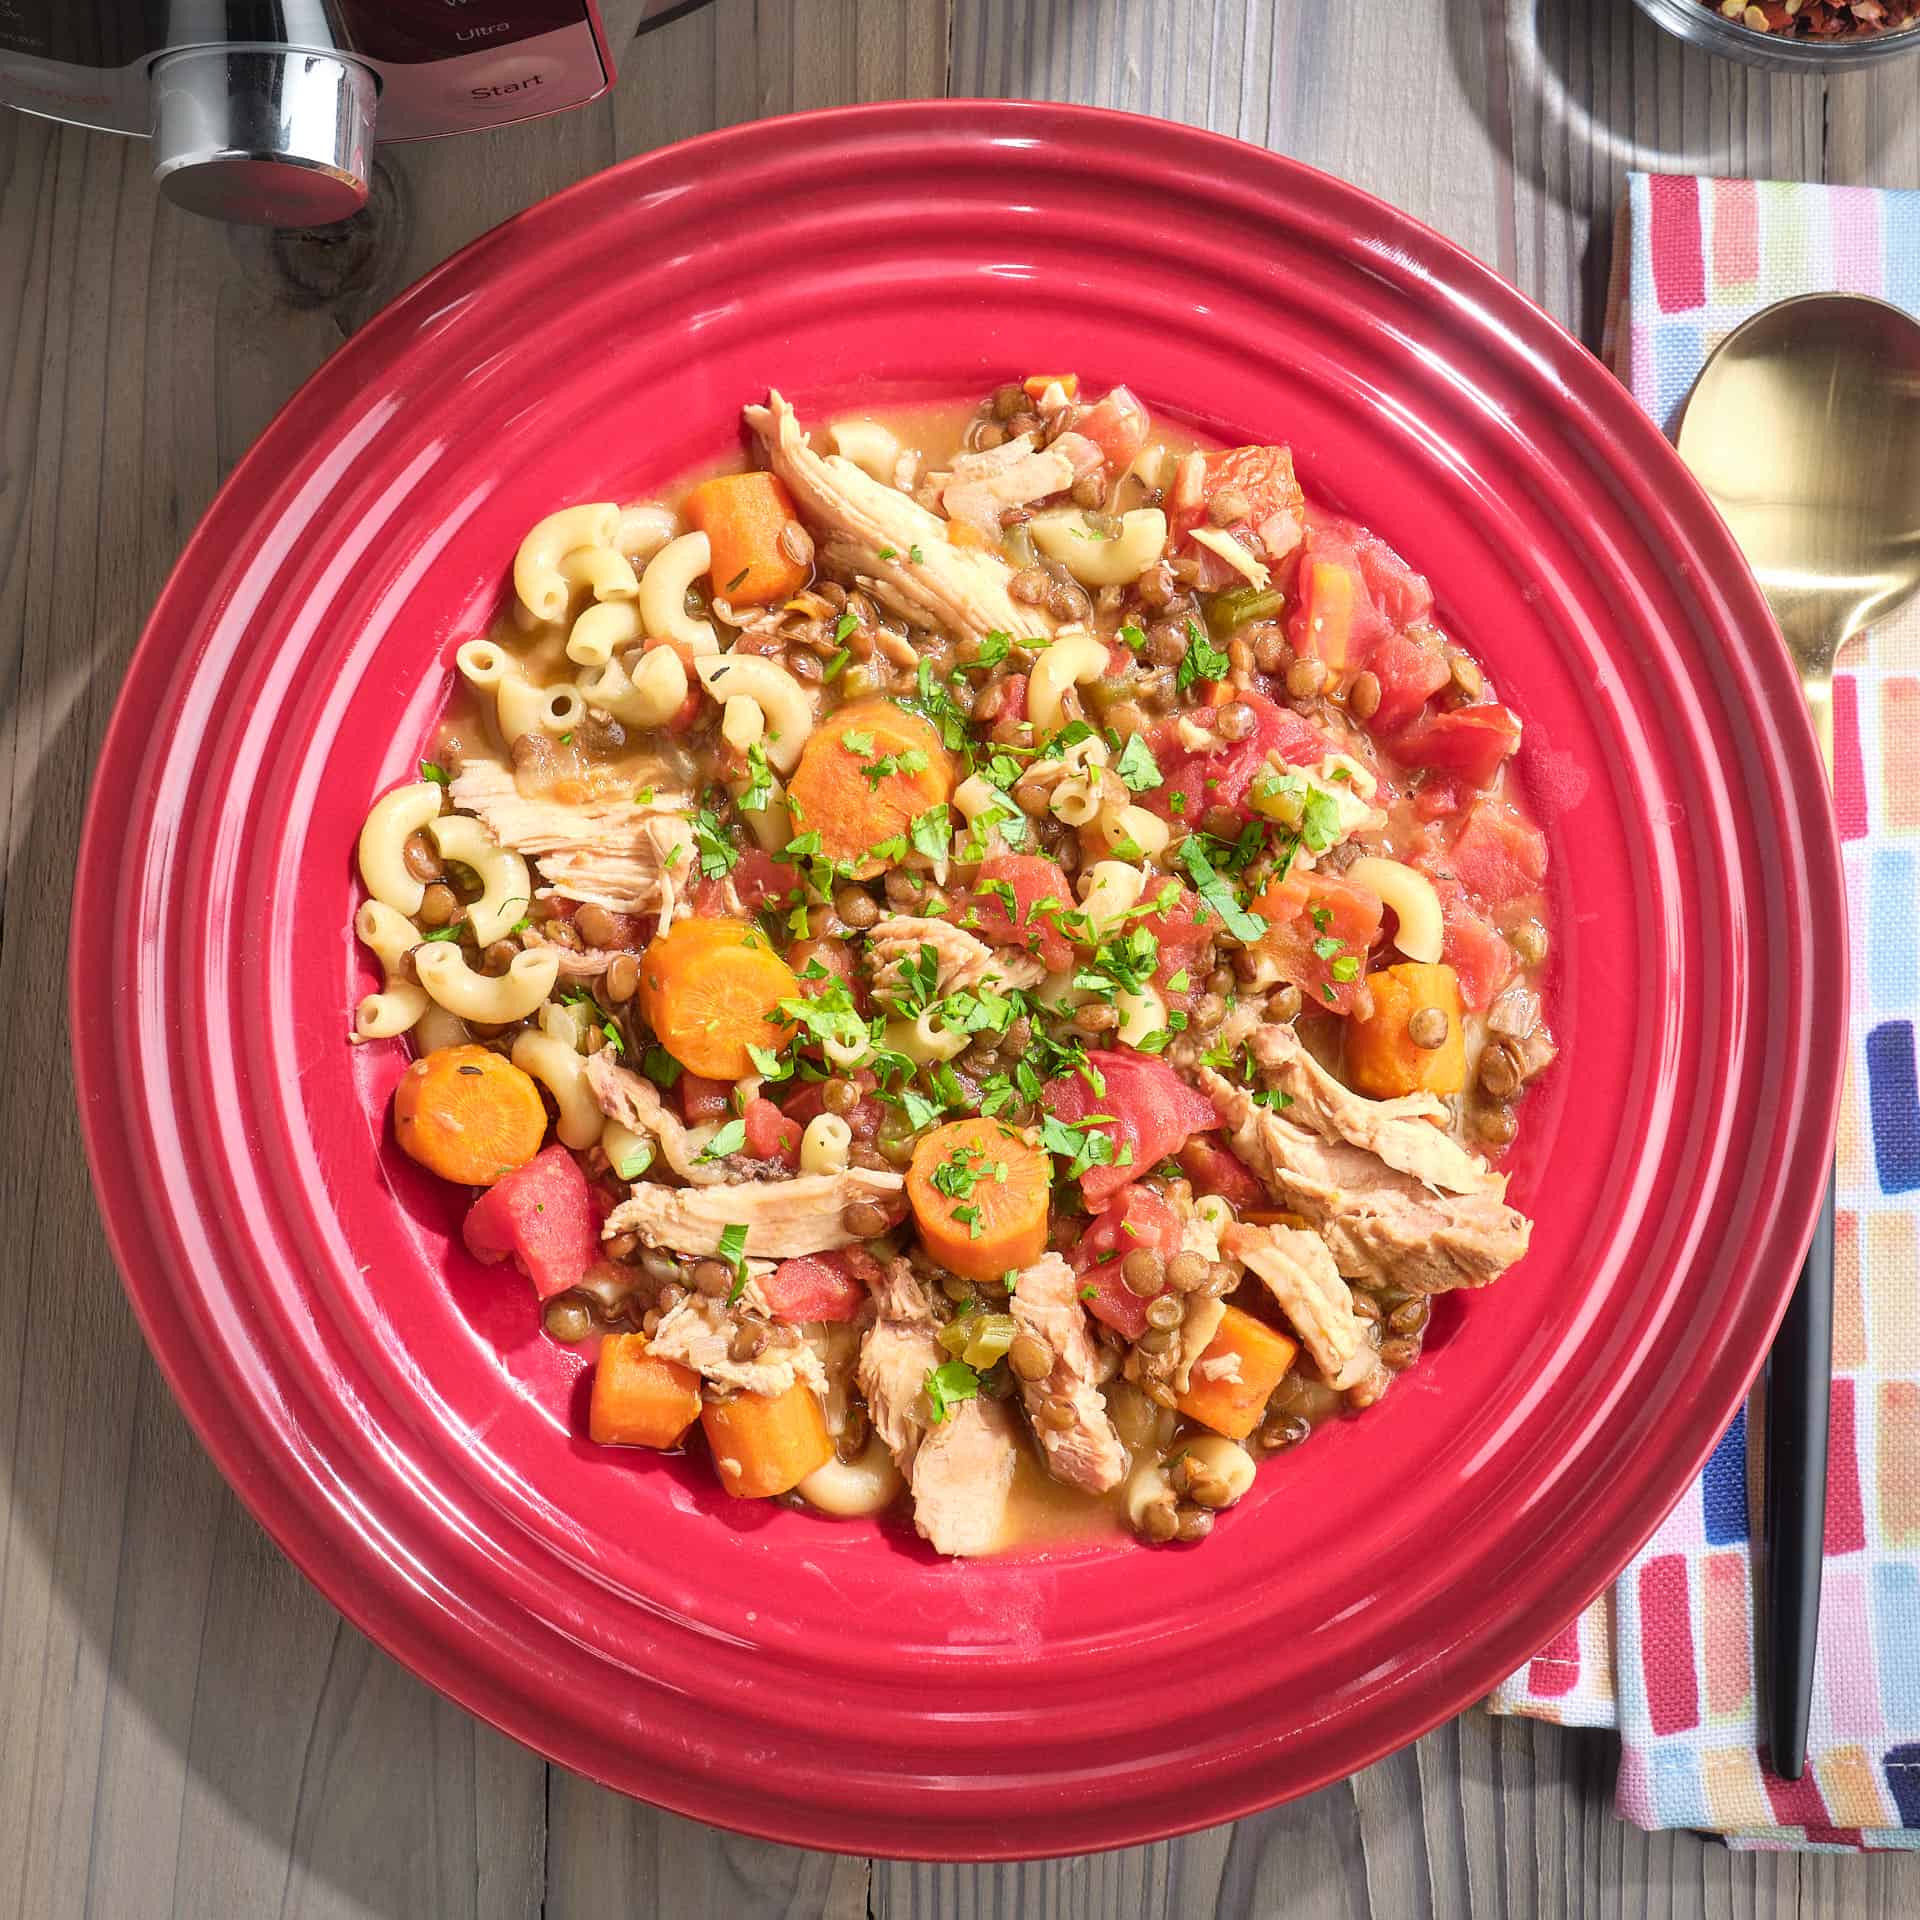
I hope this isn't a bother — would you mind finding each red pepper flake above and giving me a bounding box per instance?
[1699,0,1920,36]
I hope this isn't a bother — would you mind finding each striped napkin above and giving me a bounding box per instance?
[1485,174,1920,1852]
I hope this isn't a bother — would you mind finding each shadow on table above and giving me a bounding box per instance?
[1438,0,1811,346]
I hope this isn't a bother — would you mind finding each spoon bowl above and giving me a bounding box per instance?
[1677,291,1920,761]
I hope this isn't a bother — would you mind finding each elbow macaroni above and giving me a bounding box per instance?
[614,503,677,562]
[514,503,620,624]
[600,1118,655,1181]
[1095,799,1170,860]
[575,646,689,727]
[510,1030,603,1149]
[1029,508,1168,588]
[565,599,644,669]
[798,1113,853,1176]
[357,781,442,917]
[1026,631,1110,733]
[558,544,639,602]
[413,943,559,1023]
[1079,859,1147,939]
[884,1009,967,1066]
[1113,982,1167,1051]
[426,813,530,947]
[350,900,428,1043]
[638,531,718,653]
[1345,856,1443,964]
[693,652,814,773]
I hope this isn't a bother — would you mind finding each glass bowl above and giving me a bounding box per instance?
[1634,0,1920,69]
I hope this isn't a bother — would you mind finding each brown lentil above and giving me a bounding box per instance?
[835,1404,870,1463]
[1388,1295,1432,1336]
[604,954,639,1003]
[1477,1102,1519,1147]
[1174,1504,1215,1543]
[833,884,881,929]
[1217,700,1257,743]
[1259,1412,1312,1452]
[1122,1248,1166,1297]
[1510,918,1549,967]
[1138,1327,1176,1357]
[1479,1043,1522,1099]
[575,902,620,949]
[691,1259,734,1298]
[481,939,518,977]
[844,1200,891,1239]
[1145,1294,1185,1333]
[1267,982,1304,1023]
[1252,629,1289,675]
[1348,670,1382,722]
[417,882,458,928]
[1073,1002,1120,1035]
[1039,1396,1078,1432]
[1071,471,1106,510]
[1009,1333,1054,1383]
[1448,650,1485,700]
[1010,566,1051,607]
[402,830,443,883]
[603,1229,640,1262]
[1379,1335,1421,1372]
[542,1294,593,1343]
[822,1077,860,1117]
[1166,1251,1209,1294]
[1408,1005,1450,1050]
[1285,656,1327,700]
[1139,1496,1180,1543]
[728,1321,769,1363]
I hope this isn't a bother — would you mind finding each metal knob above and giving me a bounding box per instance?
[151,46,376,227]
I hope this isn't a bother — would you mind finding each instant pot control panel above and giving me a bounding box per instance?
[0,2,611,143]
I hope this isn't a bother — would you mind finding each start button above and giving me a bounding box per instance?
[451,56,557,109]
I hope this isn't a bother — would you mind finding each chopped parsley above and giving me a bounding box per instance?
[693,807,739,880]
[642,1046,683,1089]
[975,630,1012,669]
[1179,836,1267,944]
[418,760,449,785]
[1300,785,1342,854]
[698,1117,747,1162]
[876,546,897,562]
[719,1222,751,1303]
[1115,733,1163,793]
[1176,618,1230,691]
[1119,620,1147,654]
[834,610,859,642]
[418,924,463,943]
[614,1141,654,1181]
[823,649,850,682]
[909,802,953,863]
[840,729,876,756]
[738,742,775,816]
[909,544,925,564]
[924,1357,980,1424]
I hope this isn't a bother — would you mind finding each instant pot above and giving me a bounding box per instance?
[0,2,703,225]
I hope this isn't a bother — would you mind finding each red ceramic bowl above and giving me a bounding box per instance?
[70,103,1841,1857]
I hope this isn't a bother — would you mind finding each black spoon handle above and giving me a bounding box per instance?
[1765,1168,1835,1782]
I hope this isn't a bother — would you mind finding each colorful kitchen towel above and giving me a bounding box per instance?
[1486,174,1920,1853]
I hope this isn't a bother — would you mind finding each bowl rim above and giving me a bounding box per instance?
[69,98,1846,1855]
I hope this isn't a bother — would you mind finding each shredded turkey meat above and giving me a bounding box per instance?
[603,1166,906,1259]
[744,390,1056,646]
[1006,1254,1128,1493]
[1224,1221,1379,1392]
[582,1051,735,1187]
[865,914,1046,1004]
[856,1259,1018,1556]
[1201,1066,1531,1294]
[646,1295,827,1399]
[938,435,1076,537]
[1245,1022,1492,1196]
[450,760,694,922]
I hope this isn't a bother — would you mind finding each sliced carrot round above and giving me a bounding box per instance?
[393,1043,549,1186]
[786,700,954,878]
[907,1117,1051,1282]
[637,917,799,1080]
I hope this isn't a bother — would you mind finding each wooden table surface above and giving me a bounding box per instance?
[4,3,1918,1914]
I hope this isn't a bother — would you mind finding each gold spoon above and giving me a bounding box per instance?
[1677,291,1920,1780]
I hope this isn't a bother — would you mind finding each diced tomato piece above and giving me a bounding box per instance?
[1449,800,1548,912]
[1177,1136,1268,1209]
[1250,868,1386,1016]
[1070,1187,1183,1340]
[1121,880,1210,1008]
[461,1144,600,1300]
[961,853,1076,973]
[1365,628,1452,732]
[1351,526,1434,630]
[688,845,794,918]
[1412,772,1470,823]
[741,1096,801,1167]
[1047,1051,1221,1206]
[680,1074,731,1124]
[1075,385,1150,472]
[760,1250,867,1323]
[1422,873,1515,1011]
[782,1071,884,1140]
[992,672,1028,725]
[1142,692,1327,824]
[1169,444,1310,590]
[1389,704,1522,789]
